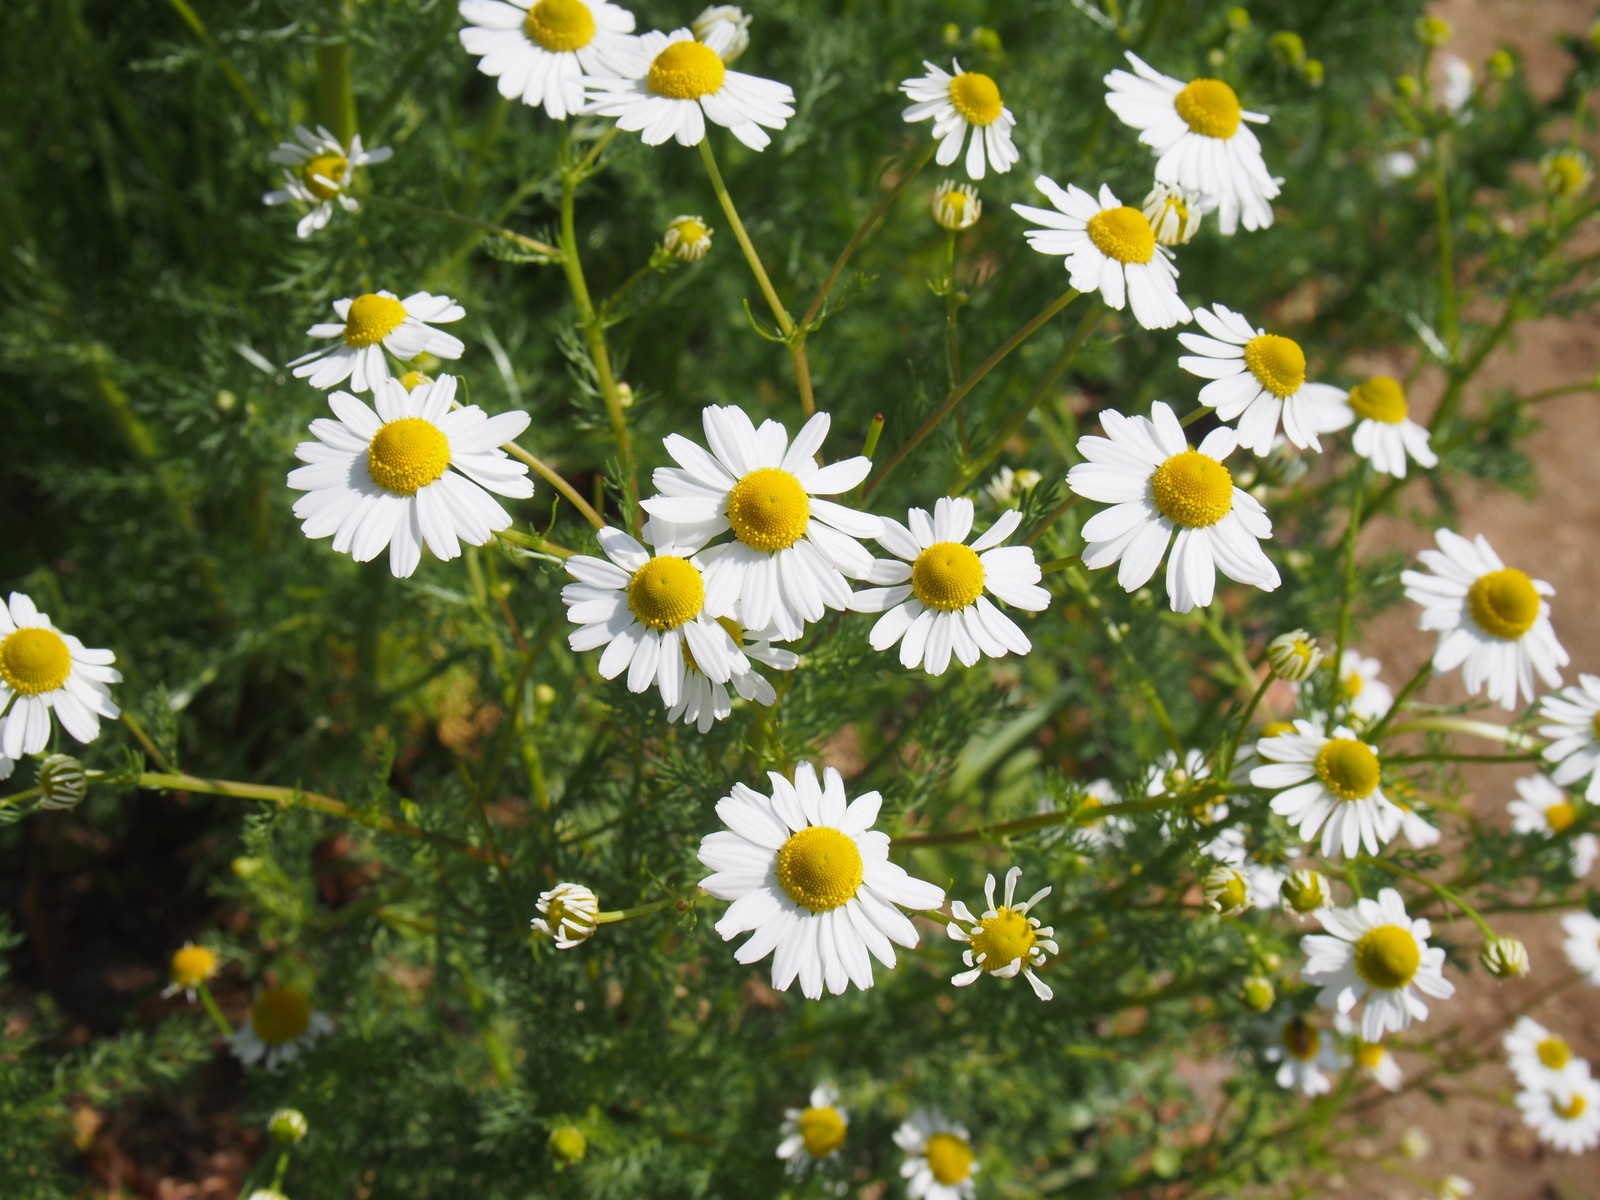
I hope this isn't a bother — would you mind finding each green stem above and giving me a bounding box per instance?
[595,897,683,925]
[1360,857,1495,937]
[314,37,358,148]
[161,0,275,134]
[500,441,604,528]
[1367,658,1431,742]
[1220,672,1272,779]
[1384,751,1540,764]
[1332,462,1369,676]
[196,981,234,1037]
[1431,138,1458,357]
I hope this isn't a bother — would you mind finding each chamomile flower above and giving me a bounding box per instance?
[1142,181,1204,245]
[532,882,600,948]
[669,618,796,733]
[642,406,881,641]
[288,376,534,578]
[1067,401,1281,612]
[932,181,982,231]
[1333,376,1438,479]
[900,59,1019,180]
[662,213,713,260]
[1537,674,1600,801]
[262,124,392,239]
[457,0,642,120]
[230,986,333,1070]
[1265,1013,1344,1096]
[776,1083,849,1177]
[1560,910,1600,984]
[1301,887,1455,1042]
[1177,304,1350,454]
[163,943,220,1001]
[1146,747,1211,798]
[692,5,750,62]
[0,593,120,759]
[1504,1016,1590,1093]
[696,762,945,1000]
[947,866,1056,1000]
[1103,52,1282,234]
[895,1112,979,1200]
[562,524,747,709]
[1354,1039,1404,1091]
[1252,721,1401,858]
[584,28,794,151]
[1012,179,1191,330]
[1516,1074,1600,1153]
[1509,775,1596,877]
[1400,529,1568,710]
[1330,649,1394,725]
[289,291,465,393]
[849,498,1048,676]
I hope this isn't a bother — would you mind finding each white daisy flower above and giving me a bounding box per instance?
[288,376,533,579]
[562,523,748,710]
[691,5,751,62]
[1503,1015,1591,1093]
[899,59,1020,180]
[229,986,334,1070]
[1332,376,1438,479]
[669,617,796,733]
[1400,529,1568,711]
[931,180,982,231]
[584,28,794,151]
[457,0,642,120]
[289,290,465,393]
[0,593,120,760]
[1516,1074,1600,1153]
[1066,401,1281,612]
[531,882,601,948]
[1012,178,1192,330]
[1073,778,1133,851]
[1142,181,1204,245]
[1177,303,1350,455]
[1103,52,1282,234]
[1538,674,1600,802]
[1146,747,1212,800]
[946,866,1057,1001]
[894,1111,979,1200]
[1264,1013,1344,1096]
[262,124,392,239]
[980,465,1039,508]
[696,762,945,999]
[1301,887,1455,1042]
[1560,910,1600,984]
[849,497,1048,676]
[1354,1039,1403,1092]
[1332,648,1394,725]
[776,1083,848,1177]
[642,406,881,641]
[1251,720,1401,858]
[662,213,713,261]
[1509,775,1596,877]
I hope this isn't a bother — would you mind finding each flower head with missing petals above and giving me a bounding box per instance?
[947,866,1057,1000]
[262,124,392,238]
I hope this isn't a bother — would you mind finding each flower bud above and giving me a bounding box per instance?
[1267,631,1322,682]
[1541,150,1593,201]
[534,684,558,706]
[1269,31,1306,69]
[932,181,982,231]
[1241,974,1275,1011]
[1399,1127,1431,1160]
[1203,866,1250,917]
[1479,935,1529,979]
[691,6,751,62]
[1281,868,1328,914]
[1303,59,1324,87]
[1487,49,1514,80]
[1396,74,1421,100]
[662,215,713,262]
[1141,183,1202,246]
[269,1107,310,1144]
[548,1124,588,1166]
[35,754,87,811]
[1437,1175,1474,1200]
[1415,16,1452,46]
[1226,7,1251,33]
[971,26,1002,55]
[532,883,600,949]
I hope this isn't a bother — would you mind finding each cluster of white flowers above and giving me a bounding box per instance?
[1505,1016,1600,1152]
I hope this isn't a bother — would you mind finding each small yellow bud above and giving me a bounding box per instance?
[1541,150,1593,201]
[1226,7,1251,33]
[1241,974,1275,1011]
[533,684,558,706]
[1396,75,1420,100]
[1487,49,1514,80]
[1269,31,1306,68]
[941,22,961,47]
[1304,59,1324,87]
[549,1125,588,1166]
[397,370,431,392]
[971,26,1002,55]
[1281,868,1328,914]
[268,1107,310,1144]
[1267,630,1323,682]
[662,214,713,262]
[1203,866,1251,917]
[1415,16,1452,47]
[1479,935,1530,979]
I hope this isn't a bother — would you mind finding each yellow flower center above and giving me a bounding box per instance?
[0,627,72,696]
[170,945,219,989]
[342,293,409,348]
[1211,872,1249,911]
[670,217,709,244]
[522,0,596,52]
[1544,801,1577,834]
[1593,711,1600,742]
[1353,924,1421,990]
[1347,376,1409,424]
[1313,738,1380,801]
[396,370,431,392]
[1086,205,1156,265]
[726,468,810,552]
[299,152,348,200]
[939,189,974,222]
[1149,450,1233,528]
[1282,1016,1320,1061]
[925,1132,975,1185]
[647,40,726,100]
[910,542,985,612]
[1537,1035,1572,1070]
[775,826,863,913]
[1554,1092,1588,1120]
[798,1106,847,1158]
[1466,568,1540,640]
[1174,77,1243,139]
[970,907,1037,972]
[948,71,1003,126]
[1343,670,1364,698]
[626,556,705,632]
[1355,1042,1386,1070]
[1243,334,1307,399]
[366,417,451,496]
[1260,720,1297,738]
[251,987,313,1046]
[1546,152,1589,198]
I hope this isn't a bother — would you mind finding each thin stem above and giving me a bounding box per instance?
[1220,672,1272,778]
[196,981,235,1037]
[595,897,682,925]
[1431,139,1458,357]
[122,710,176,774]
[897,791,1209,847]
[162,0,276,135]
[1385,751,1541,764]
[1332,462,1369,675]
[364,195,562,260]
[1360,857,1495,937]
[1367,658,1431,742]
[495,527,574,559]
[500,441,604,528]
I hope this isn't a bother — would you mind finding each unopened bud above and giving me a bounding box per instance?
[549,1124,588,1166]
[1487,49,1514,80]
[1479,935,1529,979]
[1226,7,1251,33]
[663,214,713,262]
[1415,16,1452,47]
[1203,866,1251,917]
[1281,868,1328,914]
[1437,1175,1474,1200]
[1241,974,1275,1011]
[532,883,600,949]
[269,1107,309,1144]
[1141,183,1202,246]
[1267,631,1322,682]
[932,181,982,231]
[1269,31,1306,69]
[1396,74,1420,100]
[397,370,431,392]
[1304,59,1324,88]
[35,754,87,811]
[1541,150,1593,201]
[1399,1127,1431,1160]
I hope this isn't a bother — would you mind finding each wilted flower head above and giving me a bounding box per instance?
[533,883,601,948]
[692,5,751,62]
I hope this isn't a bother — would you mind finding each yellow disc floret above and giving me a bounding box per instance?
[626,556,705,632]
[0,628,72,696]
[911,542,985,612]
[775,826,863,913]
[1555,1092,1588,1120]
[948,71,1004,126]
[647,40,726,100]
[1467,568,1540,640]
[170,944,219,989]
[1537,1036,1572,1070]
[924,1132,975,1185]
[1260,720,1297,739]
[798,1106,847,1158]
[1348,376,1409,424]
[1353,924,1421,990]
[522,0,596,52]
[300,152,348,200]
[1282,1015,1320,1061]
[1086,206,1157,264]
[342,293,409,348]
[367,417,451,496]
[1243,334,1308,398]
[1150,450,1234,528]
[251,987,313,1045]
[1313,738,1381,801]
[1355,1042,1386,1070]
[1174,78,1244,139]
[970,907,1037,972]
[726,468,810,551]
[1544,801,1577,833]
